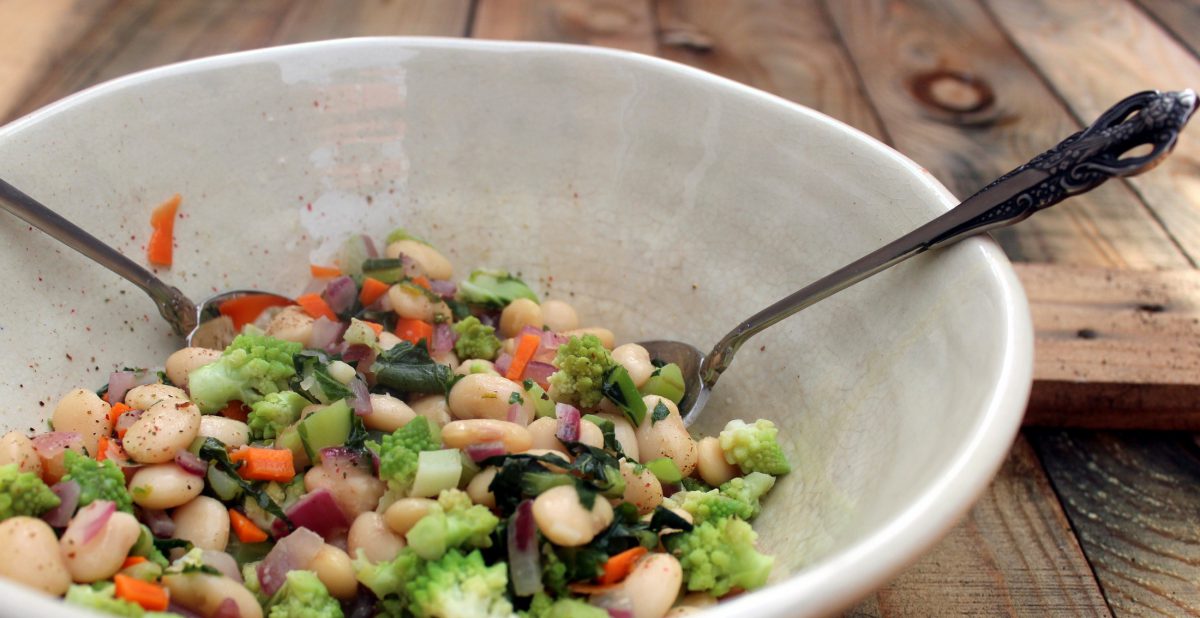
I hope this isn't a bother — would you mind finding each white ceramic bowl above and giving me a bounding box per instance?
[0,38,1031,617]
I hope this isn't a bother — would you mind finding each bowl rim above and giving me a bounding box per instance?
[0,37,1033,617]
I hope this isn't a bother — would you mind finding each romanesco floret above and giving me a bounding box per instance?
[718,472,776,519]
[187,333,302,413]
[717,419,791,476]
[377,416,442,494]
[663,489,753,524]
[267,570,343,618]
[407,549,516,618]
[452,316,502,361]
[524,593,607,618]
[65,584,145,617]
[356,547,422,599]
[406,489,499,560]
[62,450,132,513]
[0,463,60,520]
[248,391,309,440]
[665,517,773,596]
[548,335,615,408]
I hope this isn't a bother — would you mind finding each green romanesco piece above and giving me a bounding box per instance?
[665,517,774,596]
[64,583,183,617]
[247,391,309,440]
[717,472,776,519]
[452,316,502,361]
[377,416,443,494]
[62,451,132,513]
[405,489,499,560]
[664,472,777,524]
[523,593,607,618]
[406,549,516,618]
[187,332,302,413]
[717,419,792,476]
[355,547,422,599]
[267,569,344,618]
[548,335,615,408]
[0,463,60,521]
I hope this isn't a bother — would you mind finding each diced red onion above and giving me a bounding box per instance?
[31,432,82,459]
[369,450,381,475]
[494,353,512,375]
[466,442,506,463]
[77,500,116,544]
[541,329,567,349]
[367,292,392,312]
[349,378,373,416]
[590,590,635,618]
[478,311,499,328]
[309,316,344,351]
[323,276,357,315]
[212,598,241,618]
[431,323,456,355]
[507,403,527,426]
[258,526,325,596]
[429,279,457,299]
[555,403,581,443]
[507,500,542,596]
[342,344,374,363]
[42,480,80,527]
[175,450,207,476]
[114,409,142,436]
[202,550,243,582]
[107,372,138,405]
[661,482,682,498]
[166,602,204,618]
[284,489,349,540]
[361,234,379,259]
[523,361,556,386]
[142,508,176,537]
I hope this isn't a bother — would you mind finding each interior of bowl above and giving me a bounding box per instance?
[0,38,1031,617]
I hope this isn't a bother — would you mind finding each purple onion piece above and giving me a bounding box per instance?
[361,234,379,259]
[142,508,176,537]
[30,432,82,459]
[342,344,374,363]
[429,279,456,299]
[78,500,116,544]
[555,403,581,443]
[166,602,205,618]
[42,480,80,527]
[349,378,373,416]
[494,352,513,376]
[308,316,344,351]
[466,442,507,463]
[590,590,635,618]
[431,323,456,355]
[114,409,143,436]
[661,482,682,498]
[478,311,499,328]
[175,449,207,476]
[202,550,243,582]
[507,403,527,426]
[212,598,241,618]
[258,527,325,596]
[284,489,350,539]
[522,361,556,386]
[323,275,358,314]
[107,371,138,406]
[507,500,542,596]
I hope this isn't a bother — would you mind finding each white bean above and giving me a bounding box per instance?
[124,384,189,411]
[408,394,452,427]
[129,464,205,510]
[122,399,201,464]
[172,496,230,552]
[532,485,613,547]
[447,373,534,424]
[198,415,250,448]
[378,331,404,351]
[455,359,499,376]
[165,347,222,388]
[466,467,497,508]
[163,572,263,618]
[304,465,385,521]
[348,512,404,564]
[620,460,664,515]
[696,436,739,487]
[0,431,41,476]
[364,394,417,432]
[498,298,543,338]
[527,417,562,452]
[266,305,314,347]
[388,283,451,322]
[597,413,639,462]
[0,517,70,595]
[441,419,532,453]
[635,396,697,477]
[327,360,357,385]
[562,327,615,349]
[51,388,111,456]
[540,300,579,332]
[60,508,140,583]
[385,239,454,280]
[612,343,653,388]
[308,544,357,600]
[384,498,436,537]
[620,553,684,618]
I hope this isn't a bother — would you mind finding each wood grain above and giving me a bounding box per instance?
[825,0,1190,269]
[1135,0,1200,58]
[849,437,1110,617]
[1019,264,1200,429]
[1029,430,1200,616]
[654,0,885,140]
[472,0,657,54]
[984,0,1200,266]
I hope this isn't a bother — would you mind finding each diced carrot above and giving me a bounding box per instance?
[395,318,434,346]
[107,402,132,430]
[506,333,541,382]
[597,546,647,585]
[95,436,111,462]
[113,574,169,612]
[411,275,432,291]
[147,194,181,267]
[121,556,148,569]
[362,320,384,336]
[229,447,295,482]
[220,400,250,423]
[229,508,269,543]
[310,264,342,278]
[295,293,337,321]
[219,294,294,330]
[359,277,390,306]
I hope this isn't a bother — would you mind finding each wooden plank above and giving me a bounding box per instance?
[1135,0,1200,59]
[270,0,473,43]
[984,0,1200,265]
[1019,264,1200,429]
[824,0,1190,269]
[654,0,885,140]
[849,437,1111,617]
[1029,430,1200,616]
[472,0,657,54]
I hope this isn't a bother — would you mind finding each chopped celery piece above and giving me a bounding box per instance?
[411,449,463,498]
[362,258,407,284]
[385,227,426,245]
[335,235,373,277]
[275,423,309,469]
[458,269,538,307]
[641,363,685,404]
[458,450,480,488]
[343,319,378,346]
[206,464,244,501]
[603,365,647,426]
[297,400,352,463]
[525,382,556,418]
[643,457,683,484]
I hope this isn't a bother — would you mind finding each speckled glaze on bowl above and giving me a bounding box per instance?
[0,38,1031,617]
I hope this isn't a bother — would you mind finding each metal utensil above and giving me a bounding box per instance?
[0,179,291,347]
[642,89,1196,426]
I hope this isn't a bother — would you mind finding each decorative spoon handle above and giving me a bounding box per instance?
[700,89,1196,386]
[0,178,197,335]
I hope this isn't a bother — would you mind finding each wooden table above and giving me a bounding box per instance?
[2,1,1198,616]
